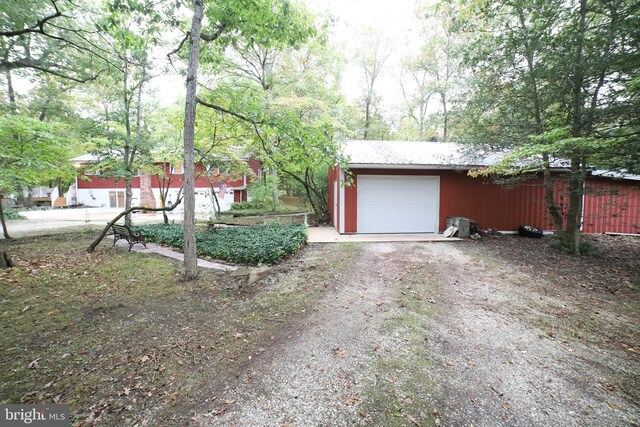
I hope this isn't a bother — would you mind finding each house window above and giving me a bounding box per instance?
[109,191,125,208]
[257,168,263,179]
[171,163,184,174]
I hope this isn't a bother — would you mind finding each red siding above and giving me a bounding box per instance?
[344,175,357,233]
[343,169,640,234]
[583,178,640,233]
[78,176,140,189]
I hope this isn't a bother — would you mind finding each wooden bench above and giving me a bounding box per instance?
[111,224,147,251]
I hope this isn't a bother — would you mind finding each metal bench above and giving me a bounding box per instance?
[111,224,147,251]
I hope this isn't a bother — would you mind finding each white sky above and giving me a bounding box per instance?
[151,0,426,107]
[12,0,427,110]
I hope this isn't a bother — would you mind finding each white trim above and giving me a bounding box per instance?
[333,180,338,229]
[339,170,345,234]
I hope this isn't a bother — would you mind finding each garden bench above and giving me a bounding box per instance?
[111,224,147,251]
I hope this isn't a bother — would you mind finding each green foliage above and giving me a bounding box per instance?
[0,115,74,194]
[4,208,26,220]
[135,223,307,265]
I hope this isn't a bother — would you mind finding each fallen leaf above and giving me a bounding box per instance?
[28,358,41,369]
[405,414,420,426]
[375,300,384,306]
[139,355,150,364]
[21,306,31,313]
[607,402,621,410]
[345,395,360,405]
[403,397,413,405]
[123,388,131,396]
[501,402,511,411]
[225,399,236,405]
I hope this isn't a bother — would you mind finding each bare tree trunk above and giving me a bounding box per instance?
[363,94,371,140]
[5,69,16,111]
[440,92,448,140]
[270,168,279,208]
[0,195,12,239]
[181,0,205,281]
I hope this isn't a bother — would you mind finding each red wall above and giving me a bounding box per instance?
[81,160,262,190]
[583,178,640,233]
[78,176,140,189]
[342,169,640,234]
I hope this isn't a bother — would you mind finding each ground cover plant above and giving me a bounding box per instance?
[135,223,307,265]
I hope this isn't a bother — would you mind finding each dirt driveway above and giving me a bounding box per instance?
[201,239,639,426]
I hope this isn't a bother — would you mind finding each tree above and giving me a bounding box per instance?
[173,0,316,280]
[0,116,72,238]
[354,28,392,140]
[1,0,109,84]
[449,0,640,253]
[84,1,164,227]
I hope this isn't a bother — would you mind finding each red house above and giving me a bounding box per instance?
[68,154,263,214]
[329,140,640,234]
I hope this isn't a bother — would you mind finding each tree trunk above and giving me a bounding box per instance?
[5,69,16,111]
[270,168,279,209]
[0,195,12,239]
[181,0,205,281]
[440,92,448,140]
[125,177,133,227]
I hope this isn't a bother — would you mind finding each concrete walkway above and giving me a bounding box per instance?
[113,240,237,271]
[307,225,462,243]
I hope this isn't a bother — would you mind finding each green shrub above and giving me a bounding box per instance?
[4,208,26,220]
[135,223,307,265]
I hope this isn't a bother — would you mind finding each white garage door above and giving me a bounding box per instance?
[357,175,439,233]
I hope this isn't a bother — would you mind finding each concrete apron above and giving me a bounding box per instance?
[307,226,463,243]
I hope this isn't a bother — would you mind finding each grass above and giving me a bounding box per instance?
[135,223,308,265]
[0,232,348,425]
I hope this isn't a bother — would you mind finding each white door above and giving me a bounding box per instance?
[357,175,439,233]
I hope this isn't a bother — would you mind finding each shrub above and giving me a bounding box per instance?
[135,223,307,265]
[4,208,26,220]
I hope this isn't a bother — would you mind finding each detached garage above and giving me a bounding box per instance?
[328,140,640,235]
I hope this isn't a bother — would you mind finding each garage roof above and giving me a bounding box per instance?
[343,140,640,181]
[343,140,498,168]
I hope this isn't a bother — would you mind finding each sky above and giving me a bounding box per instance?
[150,0,426,107]
[13,0,426,110]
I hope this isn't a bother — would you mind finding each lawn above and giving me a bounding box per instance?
[0,231,351,426]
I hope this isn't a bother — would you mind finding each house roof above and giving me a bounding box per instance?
[343,140,499,169]
[70,153,101,163]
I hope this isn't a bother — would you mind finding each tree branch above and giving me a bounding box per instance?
[86,196,184,252]
[0,0,62,37]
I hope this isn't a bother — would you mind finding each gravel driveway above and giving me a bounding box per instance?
[199,241,639,426]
